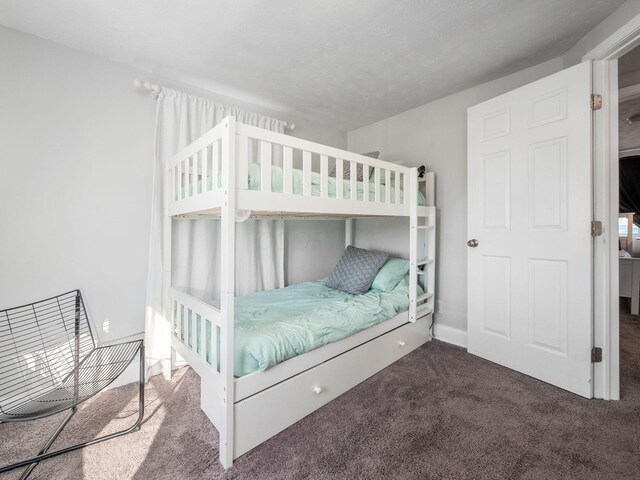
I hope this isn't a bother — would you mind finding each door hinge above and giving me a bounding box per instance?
[591,347,603,363]
[591,94,602,110]
[591,220,603,237]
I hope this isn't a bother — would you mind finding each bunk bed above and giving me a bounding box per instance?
[163,116,436,468]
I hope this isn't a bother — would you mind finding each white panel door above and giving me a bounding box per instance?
[467,62,593,398]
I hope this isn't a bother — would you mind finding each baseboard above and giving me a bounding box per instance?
[432,323,467,349]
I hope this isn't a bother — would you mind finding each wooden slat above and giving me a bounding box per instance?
[403,171,410,205]
[205,319,212,364]
[194,313,200,356]
[320,155,328,198]
[385,169,391,203]
[184,156,190,197]
[179,304,185,341]
[374,167,381,202]
[260,140,272,192]
[212,140,220,190]
[236,135,249,189]
[170,299,176,334]
[350,162,357,200]
[363,165,369,202]
[182,157,191,198]
[395,172,401,205]
[283,146,293,194]
[201,147,209,193]
[172,165,178,201]
[336,158,344,200]
[190,155,195,197]
[303,151,312,196]
[212,322,219,370]
[178,161,183,199]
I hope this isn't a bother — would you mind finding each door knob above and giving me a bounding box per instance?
[467,239,479,248]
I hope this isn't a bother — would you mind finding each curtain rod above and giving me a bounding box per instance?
[132,78,296,130]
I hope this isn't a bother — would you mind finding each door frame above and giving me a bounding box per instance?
[584,12,640,400]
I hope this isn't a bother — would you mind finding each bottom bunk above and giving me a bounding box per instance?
[168,268,432,465]
[225,274,423,377]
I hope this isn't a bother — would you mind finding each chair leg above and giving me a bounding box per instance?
[18,407,77,480]
[0,345,145,479]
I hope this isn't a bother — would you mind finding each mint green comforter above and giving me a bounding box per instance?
[190,163,427,205]
[233,275,422,377]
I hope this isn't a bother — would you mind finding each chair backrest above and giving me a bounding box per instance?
[0,290,95,415]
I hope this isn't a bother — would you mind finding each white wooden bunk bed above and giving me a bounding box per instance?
[163,116,436,468]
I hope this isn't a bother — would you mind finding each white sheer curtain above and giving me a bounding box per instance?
[145,88,285,376]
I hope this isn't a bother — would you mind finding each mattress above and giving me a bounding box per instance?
[232,275,423,377]
[189,163,427,205]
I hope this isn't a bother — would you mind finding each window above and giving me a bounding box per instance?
[619,217,628,236]
[619,214,640,236]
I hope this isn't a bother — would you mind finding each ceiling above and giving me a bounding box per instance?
[0,0,625,131]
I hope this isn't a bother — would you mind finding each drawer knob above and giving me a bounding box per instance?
[313,386,322,395]
[398,340,406,347]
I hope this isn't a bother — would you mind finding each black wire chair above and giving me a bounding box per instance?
[0,290,144,479]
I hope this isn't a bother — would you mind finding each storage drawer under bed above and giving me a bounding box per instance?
[233,316,430,458]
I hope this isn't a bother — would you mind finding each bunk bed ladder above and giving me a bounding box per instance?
[409,169,435,328]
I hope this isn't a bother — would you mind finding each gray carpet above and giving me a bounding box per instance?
[1,314,640,480]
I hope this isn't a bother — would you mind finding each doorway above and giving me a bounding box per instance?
[617,46,640,396]
[587,13,640,400]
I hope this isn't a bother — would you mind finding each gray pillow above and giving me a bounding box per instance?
[329,151,380,182]
[326,246,389,295]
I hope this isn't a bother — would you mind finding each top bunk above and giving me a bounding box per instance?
[165,116,435,219]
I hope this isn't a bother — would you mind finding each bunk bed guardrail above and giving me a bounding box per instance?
[168,287,222,376]
[166,116,417,217]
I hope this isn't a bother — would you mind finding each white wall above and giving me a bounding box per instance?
[0,26,347,353]
[348,58,564,333]
[0,26,156,344]
[562,0,640,66]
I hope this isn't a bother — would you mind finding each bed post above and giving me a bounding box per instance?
[424,171,435,207]
[345,218,353,248]
[408,167,418,322]
[220,116,236,468]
